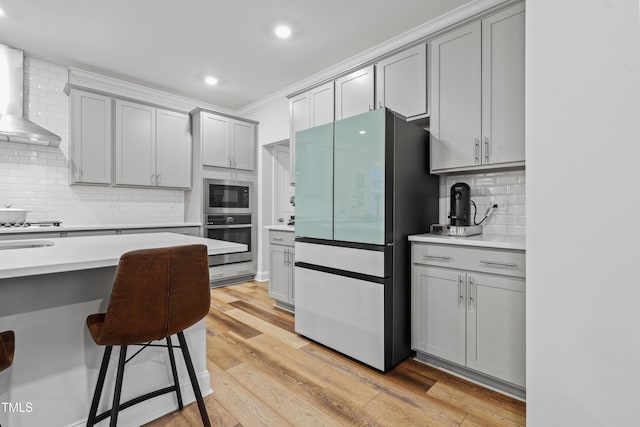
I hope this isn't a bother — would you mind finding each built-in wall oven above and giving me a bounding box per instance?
[203,179,255,268]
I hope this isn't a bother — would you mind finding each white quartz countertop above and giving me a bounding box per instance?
[408,233,525,251]
[0,232,245,279]
[264,225,295,232]
[0,222,202,235]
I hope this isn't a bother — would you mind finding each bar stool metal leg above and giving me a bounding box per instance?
[166,336,183,410]
[87,345,113,427]
[177,332,210,427]
[110,346,128,427]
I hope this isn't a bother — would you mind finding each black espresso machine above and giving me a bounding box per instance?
[431,182,485,236]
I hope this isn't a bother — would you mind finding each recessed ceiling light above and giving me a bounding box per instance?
[0,8,5,17]
[204,76,218,86]
[274,25,292,39]
[359,130,367,135]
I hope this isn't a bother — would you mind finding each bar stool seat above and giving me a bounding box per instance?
[86,244,212,427]
[0,331,14,372]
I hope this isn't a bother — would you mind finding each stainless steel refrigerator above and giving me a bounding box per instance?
[294,108,439,372]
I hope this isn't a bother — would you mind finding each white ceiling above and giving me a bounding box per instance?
[0,0,470,110]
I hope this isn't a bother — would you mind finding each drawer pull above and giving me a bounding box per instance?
[423,255,452,261]
[237,269,251,274]
[480,260,517,268]
[272,237,284,241]
[211,273,224,279]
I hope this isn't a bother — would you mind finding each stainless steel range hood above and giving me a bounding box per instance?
[0,44,61,147]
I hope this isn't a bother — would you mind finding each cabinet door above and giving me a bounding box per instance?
[115,100,156,186]
[310,82,334,126]
[202,113,231,168]
[481,3,525,165]
[466,272,525,387]
[333,108,386,245]
[231,120,255,170]
[288,248,295,304]
[335,65,375,120]
[269,245,290,302]
[376,44,427,118]
[156,109,191,188]
[412,265,466,366]
[430,22,481,172]
[70,90,112,184]
[295,122,334,240]
[289,92,311,185]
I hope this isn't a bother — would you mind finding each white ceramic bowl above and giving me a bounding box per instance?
[0,206,29,225]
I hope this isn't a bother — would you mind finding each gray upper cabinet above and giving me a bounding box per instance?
[335,65,374,120]
[481,3,525,166]
[430,22,482,172]
[376,44,427,119]
[201,113,231,168]
[115,99,156,186]
[289,81,334,184]
[199,111,255,171]
[156,109,191,188]
[69,89,112,185]
[431,3,525,173]
[115,99,191,188]
[231,120,255,170]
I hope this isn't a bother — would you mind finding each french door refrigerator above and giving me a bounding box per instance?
[294,108,439,372]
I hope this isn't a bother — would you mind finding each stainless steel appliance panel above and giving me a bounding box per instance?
[204,179,252,213]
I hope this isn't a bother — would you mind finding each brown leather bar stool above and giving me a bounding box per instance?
[0,331,14,372]
[86,244,212,427]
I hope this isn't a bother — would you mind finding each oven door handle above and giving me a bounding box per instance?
[205,224,254,229]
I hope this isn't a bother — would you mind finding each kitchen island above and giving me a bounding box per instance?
[0,233,246,427]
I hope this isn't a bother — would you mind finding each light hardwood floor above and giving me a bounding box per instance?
[147,281,526,427]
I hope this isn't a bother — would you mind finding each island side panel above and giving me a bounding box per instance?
[0,267,210,427]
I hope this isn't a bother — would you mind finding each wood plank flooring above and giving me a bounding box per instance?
[146,281,526,427]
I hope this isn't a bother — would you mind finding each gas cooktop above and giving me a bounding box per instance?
[0,220,62,228]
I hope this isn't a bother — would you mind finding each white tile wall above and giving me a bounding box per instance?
[439,170,526,237]
[0,58,184,224]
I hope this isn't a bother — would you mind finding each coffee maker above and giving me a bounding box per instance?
[449,182,471,226]
[430,182,483,236]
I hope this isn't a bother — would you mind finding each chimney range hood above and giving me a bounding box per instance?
[0,44,61,147]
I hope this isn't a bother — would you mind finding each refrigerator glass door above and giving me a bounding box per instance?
[295,122,334,240]
[333,109,386,244]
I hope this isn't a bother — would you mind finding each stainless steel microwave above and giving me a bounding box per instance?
[203,179,253,213]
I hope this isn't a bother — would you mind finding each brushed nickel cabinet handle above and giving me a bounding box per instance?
[468,277,473,308]
[272,237,284,242]
[475,138,480,163]
[480,260,517,268]
[458,275,464,305]
[484,137,489,163]
[422,255,452,261]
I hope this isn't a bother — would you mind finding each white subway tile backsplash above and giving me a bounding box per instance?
[0,58,184,225]
[439,170,526,238]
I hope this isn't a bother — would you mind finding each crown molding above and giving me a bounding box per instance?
[68,67,235,115]
[238,0,519,116]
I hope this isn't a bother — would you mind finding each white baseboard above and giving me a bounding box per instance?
[255,270,269,282]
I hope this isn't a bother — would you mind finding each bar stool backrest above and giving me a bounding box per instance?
[93,244,210,345]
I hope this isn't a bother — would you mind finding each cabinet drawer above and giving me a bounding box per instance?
[412,243,525,278]
[269,230,294,246]
[209,261,254,282]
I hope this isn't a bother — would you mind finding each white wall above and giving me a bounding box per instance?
[527,1,640,425]
[0,57,184,225]
[242,98,290,279]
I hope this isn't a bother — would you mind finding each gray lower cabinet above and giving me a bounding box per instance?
[268,230,295,311]
[411,242,525,394]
